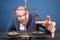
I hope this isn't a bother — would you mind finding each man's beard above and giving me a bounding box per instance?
[20,20,28,26]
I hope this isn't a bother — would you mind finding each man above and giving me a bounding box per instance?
[8,6,56,38]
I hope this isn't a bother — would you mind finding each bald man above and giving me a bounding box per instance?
[8,6,56,38]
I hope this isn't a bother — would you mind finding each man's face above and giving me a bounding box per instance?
[16,7,29,25]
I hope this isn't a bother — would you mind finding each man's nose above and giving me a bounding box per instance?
[21,16,25,20]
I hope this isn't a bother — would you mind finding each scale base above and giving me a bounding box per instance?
[21,33,30,40]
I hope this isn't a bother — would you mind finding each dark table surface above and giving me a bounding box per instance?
[0,31,60,40]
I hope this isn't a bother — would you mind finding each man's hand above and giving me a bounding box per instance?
[35,15,56,38]
[35,21,56,38]
[47,22,56,38]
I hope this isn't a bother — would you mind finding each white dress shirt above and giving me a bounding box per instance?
[19,23,25,31]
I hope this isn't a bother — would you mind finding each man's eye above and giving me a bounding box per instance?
[24,14,27,16]
[18,16,21,17]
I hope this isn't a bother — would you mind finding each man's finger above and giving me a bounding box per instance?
[35,21,41,24]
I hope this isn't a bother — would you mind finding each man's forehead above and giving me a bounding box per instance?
[16,7,26,12]
[16,6,29,15]
[17,6,25,9]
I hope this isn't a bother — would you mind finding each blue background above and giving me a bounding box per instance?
[0,0,60,31]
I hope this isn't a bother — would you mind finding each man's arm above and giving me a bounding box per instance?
[35,15,56,38]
